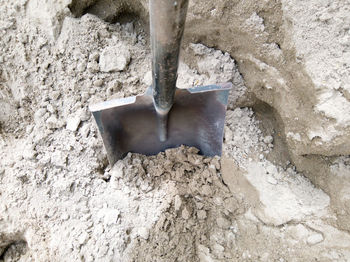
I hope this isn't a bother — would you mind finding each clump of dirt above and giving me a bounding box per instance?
[0,240,28,262]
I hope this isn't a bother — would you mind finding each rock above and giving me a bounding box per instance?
[197,210,207,220]
[182,206,191,220]
[46,115,60,129]
[26,0,70,39]
[51,150,67,167]
[216,216,231,229]
[78,232,89,245]
[201,185,213,196]
[246,161,330,226]
[61,213,69,221]
[174,195,182,212]
[287,224,309,240]
[263,136,273,144]
[97,208,120,226]
[212,243,225,253]
[99,46,131,72]
[34,108,47,120]
[142,71,152,86]
[267,176,277,185]
[223,197,239,214]
[307,233,324,245]
[66,116,81,132]
[22,145,36,160]
[111,162,125,179]
[138,227,150,240]
[93,79,103,87]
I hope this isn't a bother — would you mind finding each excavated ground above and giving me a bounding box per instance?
[1,1,350,261]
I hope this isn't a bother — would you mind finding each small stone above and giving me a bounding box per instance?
[111,162,124,179]
[263,135,273,144]
[94,79,103,87]
[216,216,231,229]
[196,202,204,209]
[50,91,60,100]
[98,208,120,226]
[142,71,152,86]
[80,123,90,138]
[213,243,224,253]
[46,115,59,129]
[66,116,81,131]
[201,185,213,196]
[87,61,99,73]
[61,213,69,220]
[223,197,239,214]
[23,147,36,160]
[78,108,90,122]
[182,206,191,220]
[211,157,221,170]
[174,195,182,212]
[267,176,277,185]
[224,126,233,142]
[78,232,89,245]
[138,227,149,240]
[197,210,207,220]
[34,108,46,119]
[307,233,324,245]
[46,104,55,114]
[213,197,223,206]
[77,61,86,72]
[99,46,131,72]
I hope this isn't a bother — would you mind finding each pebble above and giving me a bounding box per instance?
[307,233,324,245]
[77,61,86,72]
[142,71,152,86]
[201,185,213,196]
[197,210,207,220]
[46,115,60,129]
[94,79,103,87]
[267,176,278,185]
[34,108,46,119]
[78,232,89,245]
[50,91,61,100]
[61,213,69,220]
[66,116,81,132]
[213,243,225,253]
[99,46,130,72]
[138,227,150,240]
[174,195,182,212]
[216,216,231,229]
[182,206,191,220]
[263,135,273,144]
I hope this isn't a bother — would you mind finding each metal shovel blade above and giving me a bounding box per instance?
[90,82,232,165]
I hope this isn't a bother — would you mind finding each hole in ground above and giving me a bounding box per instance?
[68,0,149,41]
[252,99,292,169]
[68,0,148,30]
[0,240,28,262]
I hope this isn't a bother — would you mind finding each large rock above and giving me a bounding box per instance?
[221,158,330,226]
[26,0,72,39]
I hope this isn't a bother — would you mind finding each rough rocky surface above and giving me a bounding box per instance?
[24,0,350,230]
[1,0,350,261]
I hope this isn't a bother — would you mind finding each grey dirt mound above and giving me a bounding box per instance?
[1,0,350,261]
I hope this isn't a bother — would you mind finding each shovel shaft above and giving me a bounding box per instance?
[150,0,189,141]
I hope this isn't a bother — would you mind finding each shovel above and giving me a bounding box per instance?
[90,0,232,165]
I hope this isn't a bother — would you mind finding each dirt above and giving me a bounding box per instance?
[1,0,350,261]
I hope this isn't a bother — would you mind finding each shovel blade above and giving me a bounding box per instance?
[90,83,232,165]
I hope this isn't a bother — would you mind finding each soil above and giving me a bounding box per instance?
[1,1,350,261]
